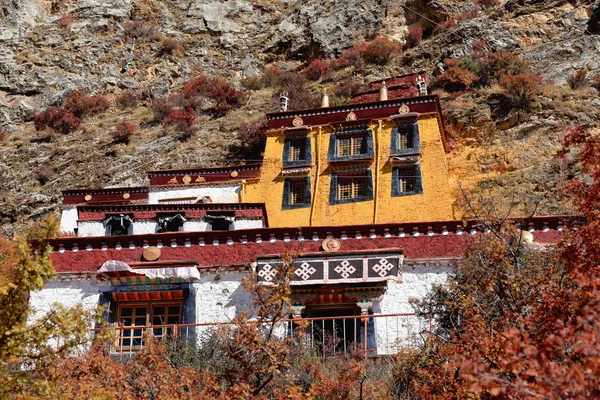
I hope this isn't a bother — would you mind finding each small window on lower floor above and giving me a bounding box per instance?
[282,177,311,209]
[392,164,423,196]
[330,170,373,204]
[116,302,182,349]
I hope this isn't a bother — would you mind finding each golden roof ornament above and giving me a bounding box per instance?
[398,104,410,114]
[292,116,304,127]
[346,111,357,121]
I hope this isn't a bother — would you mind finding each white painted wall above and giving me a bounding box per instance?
[232,219,264,230]
[60,206,78,234]
[77,221,108,237]
[29,280,103,325]
[149,185,241,204]
[373,264,452,353]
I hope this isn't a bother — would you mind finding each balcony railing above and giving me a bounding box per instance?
[89,313,432,358]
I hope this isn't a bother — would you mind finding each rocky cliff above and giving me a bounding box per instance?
[0,0,598,235]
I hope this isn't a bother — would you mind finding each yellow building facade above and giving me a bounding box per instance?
[243,96,455,228]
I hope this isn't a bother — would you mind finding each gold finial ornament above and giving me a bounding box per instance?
[182,175,192,184]
[292,116,304,127]
[84,195,92,201]
[322,238,341,252]
[195,176,206,183]
[379,81,388,101]
[346,111,357,121]
[231,171,239,178]
[398,104,410,114]
[122,193,131,199]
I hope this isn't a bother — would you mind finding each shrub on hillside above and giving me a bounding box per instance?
[241,75,261,90]
[123,20,157,39]
[33,165,54,185]
[476,0,500,7]
[163,108,196,140]
[567,69,587,90]
[34,107,81,134]
[456,8,479,23]
[0,128,6,142]
[115,90,141,109]
[432,19,457,35]
[183,75,244,116]
[56,14,74,28]
[435,66,478,92]
[593,74,600,90]
[499,73,542,103]
[332,44,365,71]
[232,118,268,160]
[303,59,329,81]
[258,65,284,88]
[274,71,320,111]
[331,79,363,105]
[64,90,110,118]
[474,50,529,86]
[360,37,401,65]
[112,121,138,144]
[158,38,184,57]
[405,25,423,49]
[150,96,176,123]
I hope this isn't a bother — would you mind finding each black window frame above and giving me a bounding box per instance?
[104,214,133,236]
[282,177,312,210]
[392,164,423,197]
[156,213,186,233]
[329,169,374,205]
[283,135,312,167]
[328,127,375,163]
[391,122,420,155]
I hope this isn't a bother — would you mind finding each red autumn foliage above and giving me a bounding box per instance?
[0,128,6,142]
[432,19,457,35]
[64,90,110,118]
[473,50,529,86]
[33,166,54,185]
[275,71,320,111]
[332,44,365,71]
[233,118,268,160]
[499,72,542,102]
[112,121,138,144]
[34,107,81,134]
[360,37,401,65]
[303,59,329,81]
[163,108,196,140]
[456,8,479,23]
[593,74,600,90]
[394,125,600,399]
[476,0,500,7]
[435,65,478,92]
[183,74,243,116]
[149,96,177,122]
[405,25,423,48]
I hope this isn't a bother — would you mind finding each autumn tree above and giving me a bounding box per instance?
[0,216,98,397]
[394,125,600,399]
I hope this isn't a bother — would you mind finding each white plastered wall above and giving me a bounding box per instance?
[29,280,103,326]
[373,264,452,354]
[232,219,264,229]
[77,221,108,237]
[149,185,241,204]
[60,206,78,234]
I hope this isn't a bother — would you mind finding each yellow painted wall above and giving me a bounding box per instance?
[243,114,454,228]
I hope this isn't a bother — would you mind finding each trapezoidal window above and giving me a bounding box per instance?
[391,122,420,155]
[206,213,233,231]
[328,127,374,162]
[104,214,133,236]
[283,136,312,167]
[329,169,373,204]
[282,177,311,209]
[157,214,186,233]
[392,164,423,196]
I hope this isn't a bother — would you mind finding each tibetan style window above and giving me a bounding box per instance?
[282,177,311,209]
[206,213,233,230]
[328,127,374,162]
[330,169,373,204]
[116,302,182,349]
[283,136,312,167]
[391,122,420,155]
[104,214,133,236]
[157,214,186,233]
[392,164,423,196]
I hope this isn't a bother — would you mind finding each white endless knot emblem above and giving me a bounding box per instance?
[372,258,395,277]
[258,263,277,282]
[334,260,356,279]
[294,262,317,281]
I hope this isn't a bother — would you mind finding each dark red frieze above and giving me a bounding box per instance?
[47,216,576,273]
[62,187,149,205]
[148,164,262,186]
[266,96,441,130]
[77,203,267,221]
